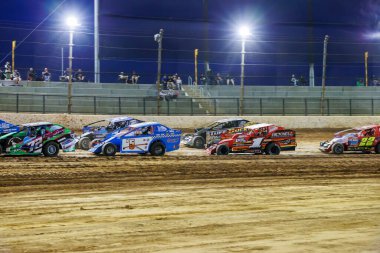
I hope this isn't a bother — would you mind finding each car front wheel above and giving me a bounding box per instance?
[216,144,229,155]
[102,143,117,156]
[332,143,344,154]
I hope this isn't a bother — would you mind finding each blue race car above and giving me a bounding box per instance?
[89,122,181,156]
[78,116,142,150]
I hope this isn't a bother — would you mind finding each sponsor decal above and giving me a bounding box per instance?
[272,131,294,138]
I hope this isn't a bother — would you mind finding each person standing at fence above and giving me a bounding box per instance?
[226,74,235,86]
[42,68,51,82]
[27,67,36,81]
[131,71,139,84]
[12,69,21,84]
[291,74,298,86]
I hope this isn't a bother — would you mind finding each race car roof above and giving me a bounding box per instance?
[244,123,274,130]
[22,122,52,127]
[215,118,246,123]
[107,116,135,123]
[354,125,380,130]
[129,122,161,128]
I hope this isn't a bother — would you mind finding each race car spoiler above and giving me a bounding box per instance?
[0,119,19,133]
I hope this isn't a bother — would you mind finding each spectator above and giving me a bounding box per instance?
[4,62,12,80]
[27,67,36,81]
[299,76,307,86]
[118,72,128,83]
[291,74,298,86]
[200,73,206,85]
[226,74,235,86]
[131,71,139,84]
[0,70,5,80]
[216,73,223,85]
[161,74,168,89]
[372,75,379,86]
[75,69,86,82]
[42,67,51,82]
[12,69,21,84]
[176,76,182,90]
[356,78,364,87]
[63,68,71,81]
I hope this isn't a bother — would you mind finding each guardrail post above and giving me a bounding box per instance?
[372,99,374,116]
[214,98,217,116]
[118,97,121,114]
[237,98,239,115]
[260,98,263,116]
[282,98,285,116]
[304,98,307,116]
[43,95,46,114]
[349,99,352,116]
[94,96,96,115]
[167,100,170,115]
[16,94,19,113]
[327,99,330,116]
[143,97,146,115]
[190,99,194,116]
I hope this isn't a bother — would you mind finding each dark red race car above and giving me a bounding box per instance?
[206,123,297,155]
[320,125,380,154]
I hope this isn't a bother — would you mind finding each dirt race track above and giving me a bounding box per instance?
[1,130,380,253]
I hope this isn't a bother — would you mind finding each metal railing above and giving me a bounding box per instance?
[1,93,380,116]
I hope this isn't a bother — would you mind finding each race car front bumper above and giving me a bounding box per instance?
[205,144,217,155]
[181,134,195,147]
[319,141,332,153]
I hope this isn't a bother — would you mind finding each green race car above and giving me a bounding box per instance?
[0,122,77,156]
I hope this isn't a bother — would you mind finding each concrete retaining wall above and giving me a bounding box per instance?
[1,113,380,130]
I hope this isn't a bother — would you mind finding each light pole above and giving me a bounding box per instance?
[154,29,164,115]
[238,26,251,116]
[66,17,80,114]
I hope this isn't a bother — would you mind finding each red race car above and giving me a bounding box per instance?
[320,125,380,154]
[206,123,297,155]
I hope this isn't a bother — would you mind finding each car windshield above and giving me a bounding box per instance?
[335,129,360,137]
[206,122,221,128]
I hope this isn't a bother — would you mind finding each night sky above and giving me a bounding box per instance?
[1,0,380,85]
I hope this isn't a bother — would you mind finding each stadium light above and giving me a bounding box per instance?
[238,24,251,116]
[66,16,80,114]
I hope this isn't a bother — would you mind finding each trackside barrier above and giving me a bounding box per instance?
[0,93,379,116]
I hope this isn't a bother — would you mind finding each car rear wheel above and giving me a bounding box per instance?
[42,142,60,157]
[375,143,380,154]
[150,142,165,156]
[332,143,344,154]
[102,143,117,156]
[78,137,91,150]
[193,136,205,149]
[216,144,229,155]
[265,142,281,155]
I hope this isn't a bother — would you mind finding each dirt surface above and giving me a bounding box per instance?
[1,129,380,252]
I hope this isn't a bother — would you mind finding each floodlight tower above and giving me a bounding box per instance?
[66,16,80,114]
[238,25,251,116]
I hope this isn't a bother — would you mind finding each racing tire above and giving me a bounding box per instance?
[216,144,229,155]
[193,136,205,149]
[332,143,344,154]
[375,143,380,154]
[42,142,60,157]
[78,137,91,150]
[265,142,281,155]
[102,143,117,156]
[149,142,165,156]
[89,139,102,149]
